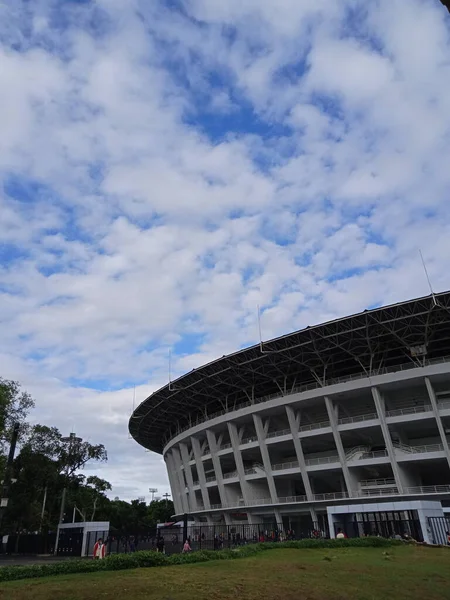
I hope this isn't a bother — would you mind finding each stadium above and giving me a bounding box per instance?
[129,291,450,543]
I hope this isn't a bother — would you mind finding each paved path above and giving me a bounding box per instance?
[0,555,78,566]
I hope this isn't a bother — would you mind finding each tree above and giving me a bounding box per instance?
[146,499,175,527]
[0,378,34,452]
[23,425,107,476]
[69,476,112,522]
[4,425,108,533]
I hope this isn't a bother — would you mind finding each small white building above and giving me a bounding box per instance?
[57,521,110,557]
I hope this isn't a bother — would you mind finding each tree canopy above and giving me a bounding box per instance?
[0,377,174,535]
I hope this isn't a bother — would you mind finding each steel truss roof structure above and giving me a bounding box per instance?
[129,291,450,454]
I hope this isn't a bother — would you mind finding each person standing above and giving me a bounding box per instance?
[182,539,192,553]
[156,535,165,553]
[93,538,106,559]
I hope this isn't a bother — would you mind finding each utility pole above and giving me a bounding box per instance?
[0,423,20,531]
[162,492,171,507]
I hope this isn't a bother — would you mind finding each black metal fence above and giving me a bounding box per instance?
[2,533,57,555]
[427,516,450,545]
[103,523,326,556]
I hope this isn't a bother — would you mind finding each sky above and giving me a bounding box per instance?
[1,0,450,501]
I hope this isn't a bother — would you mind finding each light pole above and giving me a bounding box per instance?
[149,488,158,502]
[55,432,82,555]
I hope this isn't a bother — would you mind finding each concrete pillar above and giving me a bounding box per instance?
[191,437,211,510]
[164,452,183,515]
[179,443,198,511]
[425,377,450,472]
[324,396,357,496]
[170,448,190,513]
[206,429,229,509]
[285,405,313,500]
[371,387,404,493]
[253,414,278,504]
[227,422,251,505]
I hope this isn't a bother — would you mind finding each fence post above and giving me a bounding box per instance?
[183,513,188,545]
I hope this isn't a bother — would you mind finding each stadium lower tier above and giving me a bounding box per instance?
[163,362,450,527]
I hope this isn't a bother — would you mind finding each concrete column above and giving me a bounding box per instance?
[170,448,190,513]
[206,429,229,510]
[191,437,211,510]
[179,443,198,511]
[324,396,357,496]
[227,422,251,504]
[371,387,404,493]
[285,405,313,500]
[253,414,278,504]
[425,377,450,471]
[164,453,183,515]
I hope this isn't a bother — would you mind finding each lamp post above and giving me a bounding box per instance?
[55,432,82,555]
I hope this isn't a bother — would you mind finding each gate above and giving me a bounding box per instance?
[427,516,450,545]
[57,527,83,556]
[342,511,423,541]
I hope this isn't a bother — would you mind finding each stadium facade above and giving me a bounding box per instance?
[130,291,450,542]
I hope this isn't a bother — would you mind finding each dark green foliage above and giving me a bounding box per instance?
[0,537,404,582]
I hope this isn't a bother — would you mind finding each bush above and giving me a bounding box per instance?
[0,537,405,583]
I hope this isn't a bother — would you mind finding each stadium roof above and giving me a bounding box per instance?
[129,291,450,454]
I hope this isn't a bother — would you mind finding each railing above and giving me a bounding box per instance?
[202,446,210,455]
[345,446,370,460]
[386,405,432,418]
[244,467,258,475]
[266,428,291,439]
[193,480,199,486]
[313,491,349,501]
[360,478,396,487]
[164,354,450,447]
[222,472,238,480]
[219,443,232,450]
[305,455,340,466]
[241,436,258,445]
[360,449,389,460]
[243,497,274,506]
[278,495,307,504]
[272,460,299,471]
[299,420,330,432]
[338,413,378,425]
[357,487,399,497]
[439,400,450,410]
[191,484,450,512]
[205,475,216,483]
[394,443,444,455]
[405,485,450,494]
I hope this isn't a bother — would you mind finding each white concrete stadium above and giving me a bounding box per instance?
[130,291,450,539]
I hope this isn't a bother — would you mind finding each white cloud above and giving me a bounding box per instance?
[0,0,450,499]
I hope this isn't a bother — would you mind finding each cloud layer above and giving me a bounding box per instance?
[1,0,450,499]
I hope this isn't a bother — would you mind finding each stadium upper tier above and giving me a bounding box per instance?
[129,291,450,454]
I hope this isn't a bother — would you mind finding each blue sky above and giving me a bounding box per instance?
[1,0,450,499]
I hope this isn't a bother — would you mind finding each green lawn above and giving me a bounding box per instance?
[1,546,450,600]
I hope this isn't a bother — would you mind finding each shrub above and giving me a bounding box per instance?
[0,537,405,583]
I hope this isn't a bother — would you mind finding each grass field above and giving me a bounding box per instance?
[1,546,449,600]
